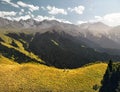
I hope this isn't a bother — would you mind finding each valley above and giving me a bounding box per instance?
[0,18,120,92]
[0,0,120,91]
[0,18,120,68]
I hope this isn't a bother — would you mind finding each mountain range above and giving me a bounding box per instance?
[0,17,120,68]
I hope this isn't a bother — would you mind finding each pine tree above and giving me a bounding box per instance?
[99,60,113,92]
[108,60,113,72]
[116,81,120,92]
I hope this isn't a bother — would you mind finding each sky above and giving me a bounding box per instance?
[0,0,120,26]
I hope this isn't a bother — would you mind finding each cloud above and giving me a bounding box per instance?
[17,1,39,12]
[2,16,13,20]
[68,5,85,15]
[97,13,120,26]
[77,13,120,26]
[19,9,25,15]
[34,15,71,24]
[27,11,34,18]
[21,9,24,12]
[61,20,72,24]
[34,15,54,21]
[17,11,35,19]
[2,0,19,8]
[77,21,88,24]
[92,13,120,26]
[41,6,46,10]
[0,11,17,17]
[13,15,31,21]
[46,5,67,15]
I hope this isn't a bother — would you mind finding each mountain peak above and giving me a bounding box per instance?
[80,22,110,28]
[92,22,110,28]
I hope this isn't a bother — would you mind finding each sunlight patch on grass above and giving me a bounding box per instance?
[51,39,59,46]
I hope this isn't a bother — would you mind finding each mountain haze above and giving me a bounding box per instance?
[0,17,120,68]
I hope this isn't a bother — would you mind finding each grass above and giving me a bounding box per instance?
[0,30,107,91]
[1,41,44,63]
[51,39,59,46]
[0,57,107,92]
[0,30,44,63]
[0,55,17,65]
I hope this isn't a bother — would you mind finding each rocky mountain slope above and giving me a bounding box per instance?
[0,17,120,68]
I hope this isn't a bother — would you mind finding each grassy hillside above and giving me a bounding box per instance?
[0,29,44,64]
[0,28,120,68]
[0,55,17,65]
[0,57,107,92]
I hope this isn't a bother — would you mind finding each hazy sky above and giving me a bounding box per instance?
[0,0,120,26]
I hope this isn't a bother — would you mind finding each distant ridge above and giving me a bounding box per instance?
[0,17,120,68]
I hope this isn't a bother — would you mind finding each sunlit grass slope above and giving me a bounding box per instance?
[0,55,18,65]
[0,58,107,92]
[0,29,44,63]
